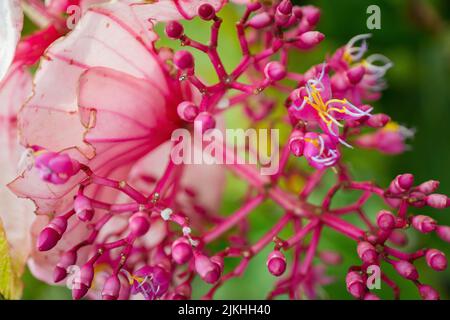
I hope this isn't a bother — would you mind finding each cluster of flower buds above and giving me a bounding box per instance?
[3,0,448,301]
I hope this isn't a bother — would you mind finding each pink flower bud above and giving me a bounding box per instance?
[392,260,418,280]
[295,31,325,50]
[301,5,321,26]
[409,191,427,208]
[278,0,293,15]
[177,101,199,122]
[417,180,440,194]
[346,271,365,299]
[129,212,150,237]
[35,152,80,185]
[289,134,305,157]
[364,293,380,300]
[292,6,303,19]
[198,3,215,20]
[418,284,440,300]
[389,174,414,194]
[425,249,447,272]
[267,251,286,277]
[357,242,378,264]
[247,13,272,29]
[412,215,436,233]
[389,230,408,247]
[346,65,365,84]
[38,216,68,251]
[264,61,286,81]
[247,2,262,12]
[54,250,77,282]
[194,254,222,284]
[172,237,193,264]
[74,195,94,222]
[173,50,194,70]
[376,210,396,230]
[319,251,342,265]
[194,112,216,133]
[366,113,390,128]
[102,275,121,300]
[72,264,94,300]
[165,21,184,39]
[426,194,449,209]
[436,225,450,243]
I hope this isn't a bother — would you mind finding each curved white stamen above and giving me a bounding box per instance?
[345,102,373,117]
[338,138,354,149]
[293,97,308,111]
[182,226,192,236]
[327,122,339,137]
[365,54,393,78]
[346,34,372,61]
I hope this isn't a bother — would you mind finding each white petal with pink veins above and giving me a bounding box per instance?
[0,0,23,81]
[0,64,34,277]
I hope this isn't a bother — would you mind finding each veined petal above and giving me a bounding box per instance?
[0,0,23,81]
[132,0,226,21]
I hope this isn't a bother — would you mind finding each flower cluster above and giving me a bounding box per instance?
[0,0,448,300]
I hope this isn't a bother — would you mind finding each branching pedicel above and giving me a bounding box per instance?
[7,0,450,300]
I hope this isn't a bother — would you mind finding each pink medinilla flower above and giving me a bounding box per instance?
[2,0,449,301]
[356,121,414,155]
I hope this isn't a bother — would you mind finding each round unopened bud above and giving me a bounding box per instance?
[301,5,321,26]
[267,251,287,277]
[74,195,94,222]
[425,249,447,272]
[129,212,150,237]
[72,263,94,300]
[278,0,293,15]
[38,216,68,251]
[418,284,440,300]
[388,230,408,247]
[389,174,414,194]
[247,12,272,29]
[54,250,77,282]
[289,131,305,157]
[367,113,390,128]
[194,112,216,133]
[417,180,440,194]
[173,50,194,70]
[357,241,378,264]
[247,2,262,11]
[177,101,199,122]
[376,210,396,230]
[363,293,380,300]
[412,215,436,233]
[426,194,449,209]
[346,271,365,299]
[172,237,193,264]
[198,3,215,20]
[194,254,221,284]
[102,275,121,300]
[346,65,365,85]
[392,260,418,280]
[295,31,325,50]
[264,61,286,81]
[165,21,184,39]
[436,225,450,243]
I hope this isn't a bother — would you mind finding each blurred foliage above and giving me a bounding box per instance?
[22,0,450,300]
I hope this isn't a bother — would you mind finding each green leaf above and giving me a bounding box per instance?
[0,219,23,300]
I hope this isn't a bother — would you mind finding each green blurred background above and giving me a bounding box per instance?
[22,0,450,299]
